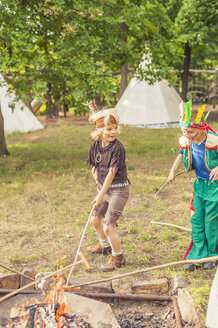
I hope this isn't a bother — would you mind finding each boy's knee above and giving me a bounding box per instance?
[103,223,114,235]
[90,215,101,227]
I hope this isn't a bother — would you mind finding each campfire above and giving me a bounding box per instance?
[11,275,92,328]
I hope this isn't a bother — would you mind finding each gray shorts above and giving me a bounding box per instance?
[93,186,129,226]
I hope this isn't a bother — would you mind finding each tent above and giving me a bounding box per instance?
[0,75,44,134]
[116,77,181,128]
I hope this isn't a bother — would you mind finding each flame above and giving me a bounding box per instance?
[18,274,72,326]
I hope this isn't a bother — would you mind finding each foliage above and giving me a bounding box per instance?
[0,0,182,113]
[174,0,218,69]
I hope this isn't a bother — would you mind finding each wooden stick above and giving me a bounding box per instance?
[78,251,91,272]
[66,205,95,285]
[74,292,172,302]
[154,170,186,198]
[150,221,191,232]
[172,296,183,328]
[0,288,41,295]
[70,255,218,288]
[0,263,35,281]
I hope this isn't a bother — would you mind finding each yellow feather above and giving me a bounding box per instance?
[179,102,185,122]
[195,104,206,124]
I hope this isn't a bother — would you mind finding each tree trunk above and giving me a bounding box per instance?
[181,42,191,102]
[0,105,10,157]
[53,94,60,117]
[119,62,128,98]
[46,83,53,117]
[63,102,68,117]
[119,22,128,98]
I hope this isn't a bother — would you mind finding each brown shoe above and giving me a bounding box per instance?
[87,243,112,255]
[101,254,126,272]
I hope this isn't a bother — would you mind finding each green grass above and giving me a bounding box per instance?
[0,119,218,324]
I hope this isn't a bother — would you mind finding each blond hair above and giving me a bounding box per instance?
[89,108,120,140]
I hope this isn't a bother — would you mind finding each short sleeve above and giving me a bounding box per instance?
[109,142,125,169]
[87,141,96,166]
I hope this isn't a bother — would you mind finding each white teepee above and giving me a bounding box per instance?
[116,77,181,128]
[0,75,43,134]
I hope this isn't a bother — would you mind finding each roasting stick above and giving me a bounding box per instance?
[69,255,218,289]
[66,204,95,285]
[150,221,191,232]
[0,206,94,303]
[154,170,186,198]
[0,263,35,281]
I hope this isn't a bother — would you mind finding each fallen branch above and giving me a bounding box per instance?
[154,170,186,198]
[70,255,218,288]
[150,221,191,232]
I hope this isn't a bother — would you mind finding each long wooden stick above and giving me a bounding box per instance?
[70,255,218,288]
[66,205,95,285]
[75,292,172,301]
[154,170,186,198]
[0,263,35,281]
[150,221,191,232]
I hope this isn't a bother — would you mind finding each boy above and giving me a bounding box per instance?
[87,108,130,271]
[168,101,218,271]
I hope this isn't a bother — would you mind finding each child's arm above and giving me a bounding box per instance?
[168,154,183,182]
[91,166,98,184]
[92,167,117,209]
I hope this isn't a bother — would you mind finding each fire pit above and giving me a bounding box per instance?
[0,276,120,328]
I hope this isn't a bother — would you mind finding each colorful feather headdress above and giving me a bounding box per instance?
[180,100,211,128]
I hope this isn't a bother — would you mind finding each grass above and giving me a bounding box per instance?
[0,117,218,324]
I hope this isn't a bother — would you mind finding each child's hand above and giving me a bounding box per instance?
[97,183,102,192]
[92,193,104,209]
[168,170,175,182]
[209,167,218,182]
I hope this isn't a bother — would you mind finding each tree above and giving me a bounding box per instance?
[0,105,10,157]
[174,0,218,101]
[0,0,182,113]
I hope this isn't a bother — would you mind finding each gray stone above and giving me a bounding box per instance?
[112,277,133,294]
[65,292,120,328]
[172,275,188,292]
[0,274,20,289]
[132,278,168,295]
[69,276,113,294]
[177,288,199,324]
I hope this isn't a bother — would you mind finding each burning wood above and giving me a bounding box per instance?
[11,303,92,328]
[11,275,93,328]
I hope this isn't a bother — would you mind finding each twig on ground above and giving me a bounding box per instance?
[154,170,186,198]
[150,221,191,232]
